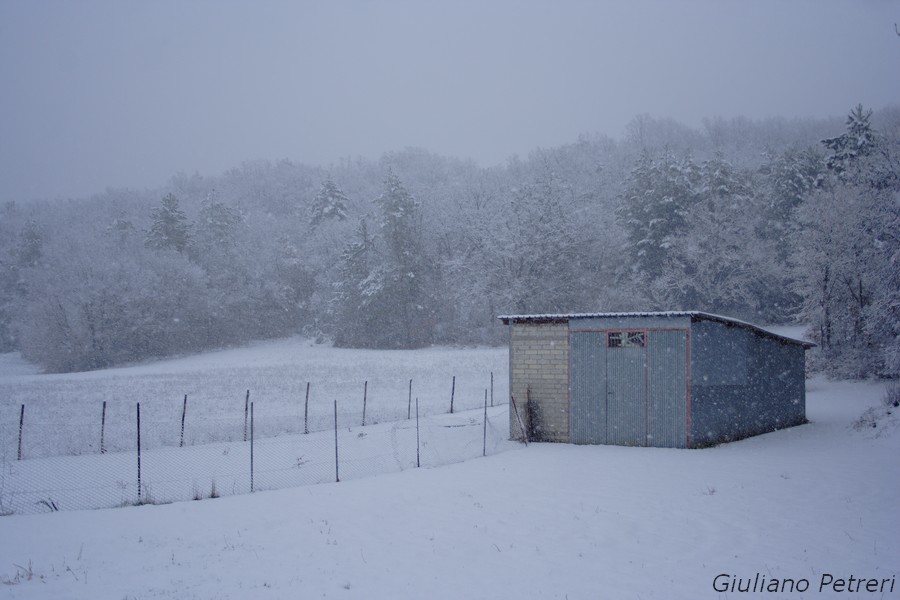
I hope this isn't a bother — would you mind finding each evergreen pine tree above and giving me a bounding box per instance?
[145,193,192,255]
[371,170,433,348]
[197,190,241,253]
[822,104,880,185]
[333,219,375,347]
[310,177,350,228]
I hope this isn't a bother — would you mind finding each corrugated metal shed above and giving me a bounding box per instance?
[501,312,812,448]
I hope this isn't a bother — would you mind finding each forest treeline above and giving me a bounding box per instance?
[1,107,898,378]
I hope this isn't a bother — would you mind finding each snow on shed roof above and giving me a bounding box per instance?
[497,311,815,348]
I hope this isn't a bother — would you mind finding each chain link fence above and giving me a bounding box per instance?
[0,375,515,515]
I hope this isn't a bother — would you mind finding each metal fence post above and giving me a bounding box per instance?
[180,394,187,448]
[243,390,249,442]
[334,400,340,483]
[491,371,494,407]
[17,404,24,461]
[304,382,310,434]
[416,397,420,468]
[450,376,455,414]
[250,401,254,493]
[362,380,367,427]
[100,401,107,454]
[483,392,488,457]
[136,402,142,504]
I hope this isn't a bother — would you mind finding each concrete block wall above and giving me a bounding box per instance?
[509,322,569,442]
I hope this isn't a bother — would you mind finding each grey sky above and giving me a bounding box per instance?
[1,0,898,202]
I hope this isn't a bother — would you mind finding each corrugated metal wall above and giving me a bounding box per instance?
[570,332,606,444]
[647,330,688,448]
[569,327,689,448]
[690,320,806,446]
[605,345,647,446]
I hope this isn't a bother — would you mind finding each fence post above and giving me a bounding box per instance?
[304,382,310,434]
[250,401,254,493]
[243,390,249,442]
[362,380,367,427]
[334,400,340,483]
[100,401,107,454]
[481,390,487,456]
[415,397,420,468]
[510,395,529,445]
[450,375,456,414]
[483,393,488,457]
[136,402,142,504]
[407,379,412,420]
[180,394,187,448]
[17,404,24,461]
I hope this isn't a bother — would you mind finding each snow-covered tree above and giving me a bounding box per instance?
[309,177,349,228]
[369,170,435,348]
[652,155,774,317]
[793,184,898,377]
[486,166,593,314]
[145,193,192,255]
[822,104,878,182]
[332,219,377,347]
[790,106,900,377]
[760,146,824,252]
[617,150,700,280]
[196,190,241,254]
[16,220,43,268]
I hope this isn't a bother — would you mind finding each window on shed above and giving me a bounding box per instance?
[607,331,645,348]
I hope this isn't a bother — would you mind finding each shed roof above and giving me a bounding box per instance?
[498,311,815,348]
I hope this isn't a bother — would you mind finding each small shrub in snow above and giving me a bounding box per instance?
[35,498,59,512]
[0,560,36,585]
[884,382,900,408]
[852,383,900,435]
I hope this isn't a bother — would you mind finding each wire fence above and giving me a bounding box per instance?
[0,376,515,516]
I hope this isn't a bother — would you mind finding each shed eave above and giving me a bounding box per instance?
[497,311,815,349]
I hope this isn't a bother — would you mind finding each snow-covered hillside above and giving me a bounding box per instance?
[0,362,896,598]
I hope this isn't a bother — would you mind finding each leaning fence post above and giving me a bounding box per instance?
[450,375,456,414]
[243,390,250,442]
[250,401,255,493]
[415,397,420,468]
[333,400,340,483]
[136,402,142,503]
[483,393,488,457]
[180,394,187,448]
[362,380,367,426]
[407,379,412,420]
[17,404,24,461]
[100,400,107,454]
[304,382,310,434]
[510,395,529,445]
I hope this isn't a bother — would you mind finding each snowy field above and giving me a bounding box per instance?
[0,340,511,514]
[0,338,508,459]
[0,343,898,598]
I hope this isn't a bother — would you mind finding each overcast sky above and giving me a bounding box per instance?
[1,1,898,202]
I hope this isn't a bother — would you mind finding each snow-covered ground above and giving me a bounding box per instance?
[0,340,512,514]
[0,339,508,459]
[0,343,898,598]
